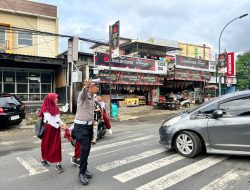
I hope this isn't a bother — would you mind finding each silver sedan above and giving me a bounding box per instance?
[159,90,250,158]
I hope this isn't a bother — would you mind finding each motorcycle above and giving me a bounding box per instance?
[180,98,191,108]
[97,119,106,139]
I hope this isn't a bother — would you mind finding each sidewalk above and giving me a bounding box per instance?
[22,105,194,128]
[113,105,192,121]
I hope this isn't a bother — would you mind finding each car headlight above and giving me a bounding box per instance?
[162,116,181,126]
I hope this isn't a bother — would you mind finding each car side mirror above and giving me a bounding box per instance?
[212,109,223,119]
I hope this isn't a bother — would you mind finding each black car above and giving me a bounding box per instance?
[0,92,26,125]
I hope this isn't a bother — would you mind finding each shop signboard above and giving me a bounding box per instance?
[218,52,227,68]
[120,73,139,83]
[96,70,164,85]
[175,55,209,70]
[226,52,236,76]
[125,97,139,107]
[94,52,167,75]
[168,68,211,81]
[98,70,117,82]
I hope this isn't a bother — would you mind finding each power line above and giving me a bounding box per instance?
[0,25,109,45]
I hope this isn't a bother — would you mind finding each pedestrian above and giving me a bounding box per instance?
[73,79,99,185]
[97,96,112,134]
[64,124,80,167]
[39,93,67,174]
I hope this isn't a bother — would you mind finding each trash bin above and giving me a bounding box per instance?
[111,103,119,118]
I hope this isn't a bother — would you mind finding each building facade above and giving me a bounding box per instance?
[91,38,180,107]
[178,43,211,61]
[0,0,58,57]
[0,0,66,109]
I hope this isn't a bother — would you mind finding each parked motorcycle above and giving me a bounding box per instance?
[180,99,191,108]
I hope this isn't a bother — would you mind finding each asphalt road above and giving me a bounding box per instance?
[1,114,250,190]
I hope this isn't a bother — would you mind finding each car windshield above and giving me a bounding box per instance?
[0,96,21,107]
[187,97,219,113]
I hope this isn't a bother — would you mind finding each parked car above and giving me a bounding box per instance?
[0,92,26,125]
[159,90,250,158]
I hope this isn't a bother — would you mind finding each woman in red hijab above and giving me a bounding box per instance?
[38,93,67,174]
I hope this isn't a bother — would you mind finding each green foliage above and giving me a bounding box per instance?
[236,51,250,90]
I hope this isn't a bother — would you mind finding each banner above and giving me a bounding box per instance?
[226,52,235,76]
[111,21,119,49]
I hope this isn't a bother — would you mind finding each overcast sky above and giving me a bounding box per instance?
[36,0,250,57]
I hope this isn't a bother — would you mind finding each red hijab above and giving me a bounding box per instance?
[38,93,60,117]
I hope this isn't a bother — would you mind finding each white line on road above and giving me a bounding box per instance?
[113,154,185,183]
[200,169,249,190]
[136,156,228,190]
[96,147,166,172]
[91,135,156,152]
[95,133,144,145]
[89,140,158,159]
[16,155,49,176]
[0,141,20,145]
[67,134,153,157]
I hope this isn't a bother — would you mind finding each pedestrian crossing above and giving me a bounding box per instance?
[3,131,250,190]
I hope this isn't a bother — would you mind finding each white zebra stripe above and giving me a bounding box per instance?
[113,154,185,183]
[67,135,157,157]
[89,140,157,159]
[16,155,49,176]
[136,156,228,190]
[201,169,248,190]
[96,147,166,172]
[91,135,156,152]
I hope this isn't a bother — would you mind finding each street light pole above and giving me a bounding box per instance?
[217,13,248,96]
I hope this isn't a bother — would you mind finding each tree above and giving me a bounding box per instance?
[236,51,250,90]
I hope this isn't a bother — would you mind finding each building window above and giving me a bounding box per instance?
[18,32,33,46]
[0,69,54,102]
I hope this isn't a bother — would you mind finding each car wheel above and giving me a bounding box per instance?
[175,131,202,158]
[185,102,190,108]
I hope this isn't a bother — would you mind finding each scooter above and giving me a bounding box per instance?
[97,119,106,139]
[180,99,191,108]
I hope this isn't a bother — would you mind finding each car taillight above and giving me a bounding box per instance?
[21,103,26,110]
[0,107,5,113]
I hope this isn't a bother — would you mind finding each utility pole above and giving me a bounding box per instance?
[109,25,112,118]
[68,36,79,113]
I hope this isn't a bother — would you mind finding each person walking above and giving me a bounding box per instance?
[97,96,112,134]
[39,93,67,174]
[73,79,99,185]
[64,124,81,167]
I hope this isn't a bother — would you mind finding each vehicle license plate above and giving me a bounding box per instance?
[11,115,20,120]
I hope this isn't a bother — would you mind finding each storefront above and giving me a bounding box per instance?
[0,69,54,101]
[0,53,67,106]
[93,52,166,107]
[164,55,211,103]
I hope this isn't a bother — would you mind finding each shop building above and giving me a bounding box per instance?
[0,0,67,111]
[91,38,180,107]
[165,55,211,103]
